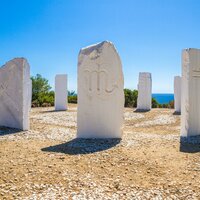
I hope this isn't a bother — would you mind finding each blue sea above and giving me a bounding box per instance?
[152,93,174,104]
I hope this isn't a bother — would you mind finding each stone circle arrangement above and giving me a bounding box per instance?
[0,41,199,143]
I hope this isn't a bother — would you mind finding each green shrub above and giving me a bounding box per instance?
[169,100,174,109]
[68,90,77,104]
[31,74,54,107]
[132,90,138,107]
[30,76,173,109]
[124,89,134,107]
[152,98,159,108]
[124,89,160,108]
[124,89,138,107]
[68,95,77,104]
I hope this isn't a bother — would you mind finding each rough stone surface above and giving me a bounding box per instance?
[181,48,200,137]
[137,72,152,111]
[55,74,68,111]
[77,41,124,138]
[174,76,181,113]
[0,58,31,130]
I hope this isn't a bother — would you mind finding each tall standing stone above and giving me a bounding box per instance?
[0,58,31,130]
[181,48,200,138]
[55,74,68,111]
[174,76,181,113]
[137,72,152,111]
[77,41,124,138]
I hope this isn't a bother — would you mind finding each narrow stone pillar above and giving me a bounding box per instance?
[181,48,200,140]
[0,58,31,130]
[174,76,181,113]
[55,74,68,111]
[137,72,152,111]
[77,41,124,138]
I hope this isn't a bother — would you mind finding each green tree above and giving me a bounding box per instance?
[68,90,76,96]
[132,90,138,107]
[124,89,134,107]
[124,89,138,108]
[31,74,51,100]
[31,74,54,106]
[124,89,160,109]
[152,98,159,108]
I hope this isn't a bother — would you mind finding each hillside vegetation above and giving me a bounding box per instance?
[31,74,174,108]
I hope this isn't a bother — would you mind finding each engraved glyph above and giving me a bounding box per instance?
[83,64,118,97]
[0,82,9,96]
[0,65,14,96]
[192,54,200,77]
[192,70,200,77]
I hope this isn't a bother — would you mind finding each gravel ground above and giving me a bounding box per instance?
[0,104,200,199]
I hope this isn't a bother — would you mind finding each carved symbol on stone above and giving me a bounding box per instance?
[0,66,14,97]
[0,78,10,97]
[0,64,20,113]
[83,64,118,96]
[192,70,200,77]
[0,83,8,96]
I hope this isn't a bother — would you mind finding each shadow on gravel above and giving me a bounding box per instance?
[134,109,150,113]
[173,111,181,115]
[180,137,200,153]
[41,138,121,155]
[0,126,21,136]
[41,110,67,113]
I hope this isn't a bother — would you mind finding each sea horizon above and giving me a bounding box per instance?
[152,93,174,104]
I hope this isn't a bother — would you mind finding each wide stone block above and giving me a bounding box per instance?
[0,58,31,130]
[174,76,181,113]
[137,72,152,111]
[55,74,68,111]
[77,41,124,138]
[181,48,200,137]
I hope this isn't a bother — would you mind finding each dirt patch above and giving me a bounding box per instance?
[0,105,200,199]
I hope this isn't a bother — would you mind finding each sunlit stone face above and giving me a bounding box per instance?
[137,72,152,111]
[55,74,68,111]
[0,58,31,130]
[181,48,200,137]
[77,41,124,138]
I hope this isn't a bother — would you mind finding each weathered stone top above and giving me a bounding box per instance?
[0,58,28,70]
[139,72,151,79]
[183,48,200,51]
[78,41,121,67]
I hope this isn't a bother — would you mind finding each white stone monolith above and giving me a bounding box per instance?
[181,48,200,138]
[137,72,152,111]
[174,76,181,113]
[0,58,31,130]
[55,74,68,111]
[77,41,124,138]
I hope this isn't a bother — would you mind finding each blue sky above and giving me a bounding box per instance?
[1,0,200,93]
